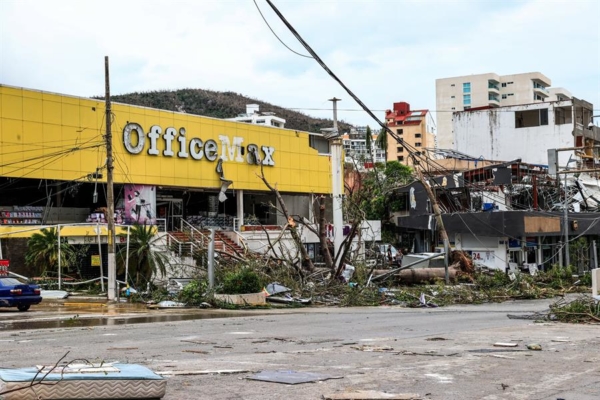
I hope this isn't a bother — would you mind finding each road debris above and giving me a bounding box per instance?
[351,345,394,352]
[158,369,253,376]
[527,343,542,351]
[493,342,519,347]
[246,370,343,385]
[323,390,422,399]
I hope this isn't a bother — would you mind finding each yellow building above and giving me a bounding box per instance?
[384,102,435,167]
[0,85,333,235]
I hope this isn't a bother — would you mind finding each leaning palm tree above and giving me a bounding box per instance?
[25,227,75,277]
[116,223,168,288]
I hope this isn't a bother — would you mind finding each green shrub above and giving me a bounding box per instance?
[178,280,209,305]
[221,268,263,294]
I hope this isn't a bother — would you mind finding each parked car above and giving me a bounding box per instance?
[0,278,42,311]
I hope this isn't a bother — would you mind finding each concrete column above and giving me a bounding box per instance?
[236,189,244,230]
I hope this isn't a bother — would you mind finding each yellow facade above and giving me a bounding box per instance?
[0,85,332,194]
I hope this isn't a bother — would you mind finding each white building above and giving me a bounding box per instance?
[343,126,386,167]
[452,98,594,167]
[227,104,286,128]
[436,72,573,149]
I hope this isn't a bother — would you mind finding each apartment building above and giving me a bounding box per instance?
[384,102,435,167]
[436,72,572,149]
[343,126,386,167]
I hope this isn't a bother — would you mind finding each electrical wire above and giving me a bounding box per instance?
[253,0,312,59]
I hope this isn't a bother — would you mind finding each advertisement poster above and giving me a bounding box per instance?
[124,185,156,225]
[0,259,8,276]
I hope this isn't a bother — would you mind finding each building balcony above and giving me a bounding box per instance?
[533,87,549,98]
[488,95,500,107]
[487,81,500,95]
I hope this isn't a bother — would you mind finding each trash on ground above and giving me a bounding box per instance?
[158,369,253,376]
[425,337,449,341]
[40,290,69,299]
[324,390,422,399]
[351,345,394,352]
[493,342,519,347]
[147,301,187,309]
[527,343,542,351]
[468,349,526,353]
[246,370,343,385]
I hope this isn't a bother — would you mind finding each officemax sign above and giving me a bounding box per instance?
[122,122,275,166]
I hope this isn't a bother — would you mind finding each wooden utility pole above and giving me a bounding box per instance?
[414,168,450,284]
[105,56,117,301]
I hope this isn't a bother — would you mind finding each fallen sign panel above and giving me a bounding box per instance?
[0,363,166,400]
[247,370,343,385]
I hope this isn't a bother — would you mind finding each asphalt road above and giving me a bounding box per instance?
[0,298,599,400]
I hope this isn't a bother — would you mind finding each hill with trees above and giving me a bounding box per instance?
[107,88,354,133]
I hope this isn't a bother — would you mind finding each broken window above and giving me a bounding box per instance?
[515,109,549,128]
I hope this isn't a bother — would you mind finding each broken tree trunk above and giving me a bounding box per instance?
[257,170,315,272]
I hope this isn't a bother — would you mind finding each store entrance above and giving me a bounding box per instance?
[156,198,183,232]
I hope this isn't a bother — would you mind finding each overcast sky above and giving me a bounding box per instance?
[1,0,599,128]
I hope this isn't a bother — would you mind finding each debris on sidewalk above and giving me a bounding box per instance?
[526,343,542,351]
[158,369,253,376]
[493,342,519,347]
[246,370,343,385]
[351,345,394,352]
[323,390,422,399]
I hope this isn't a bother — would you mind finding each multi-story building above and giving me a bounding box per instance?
[226,104,286,128]
[452,97,596,166]
[436,72,572,149]
[384,102,435,167]
[342,126,386,167]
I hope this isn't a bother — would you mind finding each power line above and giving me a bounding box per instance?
[253,0,312,59]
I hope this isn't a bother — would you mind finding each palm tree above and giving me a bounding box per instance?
[375,129,388,162]
[116,224,168,288]
[25,227,75,277]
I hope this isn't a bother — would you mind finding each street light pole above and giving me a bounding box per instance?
[563,171,570,268]
[105,56,117,301]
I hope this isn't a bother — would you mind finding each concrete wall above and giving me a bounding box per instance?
[453,102,574,165]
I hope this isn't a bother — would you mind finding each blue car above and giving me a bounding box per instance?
[0,278,42,311]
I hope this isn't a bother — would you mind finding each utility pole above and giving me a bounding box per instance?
[563,171,570,268]
[329,97,344,263]
[414,168,450,284]
[105,56,117,301]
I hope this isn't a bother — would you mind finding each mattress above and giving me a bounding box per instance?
[0,363,166,400]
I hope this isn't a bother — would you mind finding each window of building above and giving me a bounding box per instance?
[507,81,514,84]
[397,129,403,135]
[463,94,471,105]
[451,95,455,99]
[451,107,456,110]
[397,147,404,152]
[451,84,455,87]
[463,82,471,93]
[398,156,404,161]
[515,108,549,128]
[415,133,422,138]
[502,94,507,99]
[415,142,422,147]
[256,119,265,124]
[501,83,507,87]
[554,106,572,125]
[464,106,471,110]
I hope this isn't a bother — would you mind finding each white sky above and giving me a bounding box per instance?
[1,0,599,128]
